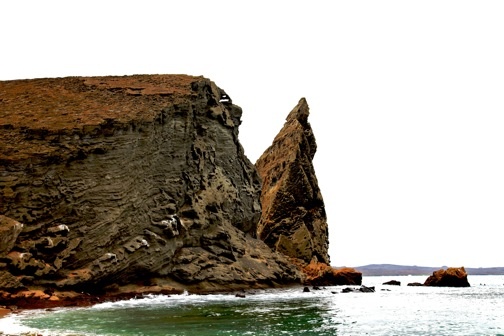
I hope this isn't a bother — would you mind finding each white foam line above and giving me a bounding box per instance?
[0,314,35,334]
[88,287,334,311]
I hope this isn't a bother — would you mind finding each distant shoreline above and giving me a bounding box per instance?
[347,264,504,276]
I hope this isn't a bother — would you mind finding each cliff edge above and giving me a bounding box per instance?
[0,75,301,301]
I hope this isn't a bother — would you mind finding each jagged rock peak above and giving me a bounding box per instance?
[275,97,317,161]
[286,97,309,126]
[255,98,329,265]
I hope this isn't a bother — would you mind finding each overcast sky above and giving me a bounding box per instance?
[2,1,503,268]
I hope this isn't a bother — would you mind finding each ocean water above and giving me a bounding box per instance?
[2,275,504,336]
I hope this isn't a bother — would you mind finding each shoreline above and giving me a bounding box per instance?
[0,281,304,320]
[0,285,301,336]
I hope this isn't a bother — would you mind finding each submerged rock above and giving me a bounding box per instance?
[424,267,470,287]
[407,282,424,287]
[341,285,375,293]
[0,75,301,301]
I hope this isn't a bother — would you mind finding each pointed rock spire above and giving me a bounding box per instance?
[255,98,329,264]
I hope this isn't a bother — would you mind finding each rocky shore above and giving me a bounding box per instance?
[0,75,360,314]
[380,267,471,287]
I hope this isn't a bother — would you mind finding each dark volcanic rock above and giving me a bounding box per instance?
[407,282,424,287]
[383,280,401,286]
[0,75,301,299]
[341,285,374,293]
[255,98,329,264]
[424,267,470,287]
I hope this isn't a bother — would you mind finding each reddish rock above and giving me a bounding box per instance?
[303,261,362,286]
[255,98,329,264]
[0,307,11,318]
[0,284,184,310]
[424,267,470,287]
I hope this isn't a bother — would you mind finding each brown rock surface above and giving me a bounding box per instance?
[0,215,23,255]
[255,98,329,264]
[0,285,183,310]
[303,261,362,286]
[0,74,301,302]
[424,267,470,287]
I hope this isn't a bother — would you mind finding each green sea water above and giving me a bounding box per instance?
[3,275,504,336]
[21,295,336,335]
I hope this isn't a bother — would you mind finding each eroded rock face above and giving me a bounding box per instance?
[0,215,23,255]
[0,75,301,293]
[424,267,470,287]
[255,98,329,264]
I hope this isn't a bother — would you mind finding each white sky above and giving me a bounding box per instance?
[1,1,503,268]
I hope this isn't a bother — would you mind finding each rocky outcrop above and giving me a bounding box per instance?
[253,99,355,285]
[302,260,362,286]
[341,285,375,293]
[0,75,301,299]
[255,98,329,264]
[407,282,424,286]
[424,267,470,287]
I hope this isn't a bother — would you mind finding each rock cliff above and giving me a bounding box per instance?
[0,75,301,298]
[255,98,329,264]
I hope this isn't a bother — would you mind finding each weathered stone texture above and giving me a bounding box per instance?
[302,260,362,286]
[0,215,23,255]
[424,267,470,287]
[303,261,362,286]
[255,98,329,264]
[0,75,300,293]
